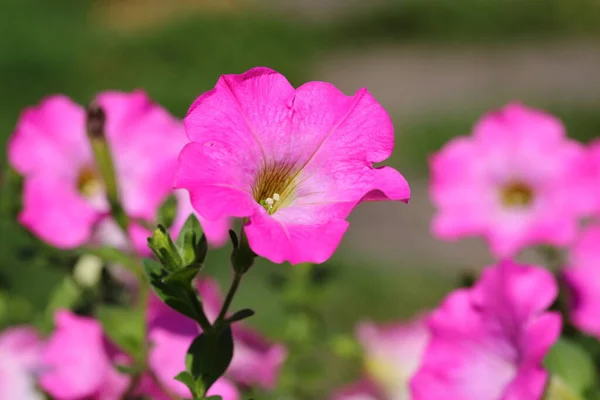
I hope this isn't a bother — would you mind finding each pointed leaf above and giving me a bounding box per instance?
[175,371,203,399]
[142,259,204,322]
[186,326,234,391]
[226,308,255,324]
[158,194,178,229]
[177,214,203,248]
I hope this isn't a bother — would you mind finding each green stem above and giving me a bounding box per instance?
[190,290,213,332]
[217,271,243,323]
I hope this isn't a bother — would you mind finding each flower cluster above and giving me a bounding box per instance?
[0,276,286,400]
[4,68,411,399]
[5,66,600,400]
[334,261,560,400]
[332,103,600,400]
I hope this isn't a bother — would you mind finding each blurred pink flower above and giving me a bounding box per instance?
[430,103,590,258]
[0,327,43,400]
[332,379,383,400]
[147,277,286,395]
[357,317,429,400]
[411,260,561,400]
[563,224,600,338]
[584,140,600,214]
[175,67,410,264]
[9,92,228,251]
[39,310,129,400]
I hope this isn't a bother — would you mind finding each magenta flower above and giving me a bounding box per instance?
[411,260,561,400]
[40,310,129,400]
[430,103,590,257]
[563,224,600,338]
[357,317,429,400]
[175,67,410,264]
[147,277,286,395]
[0,327,43,400]
[9,92,228,251]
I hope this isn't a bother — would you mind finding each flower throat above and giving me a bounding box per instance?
[252,162,298,214]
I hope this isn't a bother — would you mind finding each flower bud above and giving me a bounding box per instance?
[86,101,106,139]
[148,225,182,271]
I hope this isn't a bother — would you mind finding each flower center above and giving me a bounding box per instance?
[501,181,534,208]
[252,162,297,214]
[77,165,102,198]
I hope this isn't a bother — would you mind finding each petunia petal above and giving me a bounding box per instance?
[19,175,102,248]
[8,95,90,177]
[245,207,349,264]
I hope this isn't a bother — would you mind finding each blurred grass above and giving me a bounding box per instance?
[330,0,600,45]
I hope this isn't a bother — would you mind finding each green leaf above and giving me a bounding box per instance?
[186,327,234,391]
[175,371,204,399]
[543,376,583,400]
[45,276,82,321]
[226,308,255,324]
[142,259,205,323]
[97,305,144,361]
[177,214,203,248]
[115,363,139,376]
[177,214,207,268]
[158,194,178,229]
[164,264,203,287]
[544,338,596,395]
[205,397,223,400]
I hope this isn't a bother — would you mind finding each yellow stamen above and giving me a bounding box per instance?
[77,165,102,198]
[501,181,534,207]
[253,163,297,214]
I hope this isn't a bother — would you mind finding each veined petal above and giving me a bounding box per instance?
[175,142,259,220]
[245,207,349,264]
[185,67,294,163]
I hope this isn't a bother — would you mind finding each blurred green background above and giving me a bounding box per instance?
[1,0,600,397]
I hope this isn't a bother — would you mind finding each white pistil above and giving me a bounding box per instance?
[273,193,281,202]
[265,197,274,209]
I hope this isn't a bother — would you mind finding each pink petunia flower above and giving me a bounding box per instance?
[563,224,600,338]
[9,92,228,252]
[410,260,561,400]
[356,317,429,400]
[147,277,286,396]
[0,327,44,400]
[39,310,130,400]
[430,103,590,258]
[175,67,410,264]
